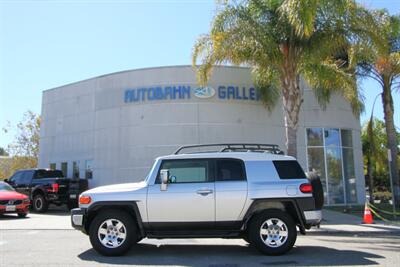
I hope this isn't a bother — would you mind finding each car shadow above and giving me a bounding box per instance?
[0,214,29,220]
[78,243,383,266]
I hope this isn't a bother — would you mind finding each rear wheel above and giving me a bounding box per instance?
[248,210,297,255]
[89,210,137,256]
[307,172,324,210]
[32,194,48,213]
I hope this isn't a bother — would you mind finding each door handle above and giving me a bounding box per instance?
[196,189,213,196]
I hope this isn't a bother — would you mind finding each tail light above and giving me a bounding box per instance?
[79,195,91,205]
[300,183,313,194]
[47,183,59,193]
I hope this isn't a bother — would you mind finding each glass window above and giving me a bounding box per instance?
[21,171,33,184]
[159,159,210,183]
[35,170,64,179]
[343,148,357,203]
[324,128,340,147]
[341,129,353,147]
[216,159,246,181]
[9,172,23,184]
[273,160,306,179]
[326,147,344,204]
[306,128,357,205]
[61,162,68,177]
[73,161,80,178]
[307,128,323,146]
[49,163,56,170]
[85,160,93,179]
[307,147,327,203]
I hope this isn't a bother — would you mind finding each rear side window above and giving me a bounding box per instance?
[35,170,64,179]
[216,159,246,181]
[273,160,306,179]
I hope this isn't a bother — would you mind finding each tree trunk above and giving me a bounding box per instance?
[381,80,400,208]
[366,157,374,204]
[281,74,302,158]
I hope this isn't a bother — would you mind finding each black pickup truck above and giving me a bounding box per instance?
[4,169,88,213]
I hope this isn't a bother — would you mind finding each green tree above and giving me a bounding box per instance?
[361,118,400,201]
[0,147,8,156]
[0,111,41,180]
[354,11,400,207]
[192,0,364,157]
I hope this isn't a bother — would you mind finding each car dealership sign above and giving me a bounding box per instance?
[124,85,260,103]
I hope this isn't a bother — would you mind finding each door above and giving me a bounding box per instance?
[147,159,215,227]
[215,159,248,222]
[9,171,32,196]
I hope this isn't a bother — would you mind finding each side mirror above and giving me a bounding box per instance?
[160,169,169,191]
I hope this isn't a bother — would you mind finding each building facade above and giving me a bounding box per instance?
[39,65,365,205]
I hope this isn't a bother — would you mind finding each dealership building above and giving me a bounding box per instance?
[38,65,365,205]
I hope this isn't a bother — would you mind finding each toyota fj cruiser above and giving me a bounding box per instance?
[71,144,323,256]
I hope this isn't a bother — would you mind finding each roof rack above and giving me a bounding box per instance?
[174,143,284,155]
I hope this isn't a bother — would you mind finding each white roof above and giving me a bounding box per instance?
[157,152,295,161]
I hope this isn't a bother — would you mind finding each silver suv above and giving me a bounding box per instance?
[71,144,323,256]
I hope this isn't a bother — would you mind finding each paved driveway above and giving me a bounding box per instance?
[1,209,400,266]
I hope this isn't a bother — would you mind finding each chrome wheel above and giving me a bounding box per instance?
[97,219,127,248]
[259,218,288,248]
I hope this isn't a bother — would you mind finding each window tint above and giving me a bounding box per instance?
[273,160,306,179]
[21,171,33,184]
[216,159,246,181]
[35,170,64,179]
[9,172,23,184]
[159,159,210,183]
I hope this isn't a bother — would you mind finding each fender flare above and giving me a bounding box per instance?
[86,201,145,237]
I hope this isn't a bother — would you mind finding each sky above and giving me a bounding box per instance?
[0,0,399,149]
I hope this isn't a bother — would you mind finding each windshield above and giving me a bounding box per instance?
[0,182,15,191]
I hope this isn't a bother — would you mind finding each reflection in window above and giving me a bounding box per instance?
[49,163,56,170]
[73,161,80,178]
[61,162,68,177]
[307,128,323,146]
[85,160,93,179]
[306,128,357,205]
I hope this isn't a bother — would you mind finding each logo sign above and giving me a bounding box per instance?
[194,87,216,99]
[8,200,14,205]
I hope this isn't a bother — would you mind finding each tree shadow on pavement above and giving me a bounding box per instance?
[78,243,383,266]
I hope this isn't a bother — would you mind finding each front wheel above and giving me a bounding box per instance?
[89,210,137,256]
[32,194,48,213]
[248,210,297,255]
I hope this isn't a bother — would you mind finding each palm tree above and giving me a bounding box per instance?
[354,11,400,207]
[192,0,363,158]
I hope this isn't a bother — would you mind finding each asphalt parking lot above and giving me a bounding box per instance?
[1,208,400,267]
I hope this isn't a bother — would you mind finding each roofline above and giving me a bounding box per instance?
[43,64,252,93]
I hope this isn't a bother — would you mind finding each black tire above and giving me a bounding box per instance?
[67,200,78,210]
[32,194,49,213]
[307,172,324,210]
[89,210,137,256]
[18,213,28,218]
[248,210,297,255]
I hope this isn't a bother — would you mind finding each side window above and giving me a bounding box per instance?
[216,159,246,181]
[158,159,211,183]
[273,160,306,179]
[10,172,23,184]
[21,171,33,184]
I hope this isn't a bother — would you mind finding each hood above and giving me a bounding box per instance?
[83,181,147,195]
[0,191,29,200]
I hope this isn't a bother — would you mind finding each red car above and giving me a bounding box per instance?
[0,181,30,217]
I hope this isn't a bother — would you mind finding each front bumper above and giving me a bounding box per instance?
[303,210,322,225]
[71,208,87,233]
